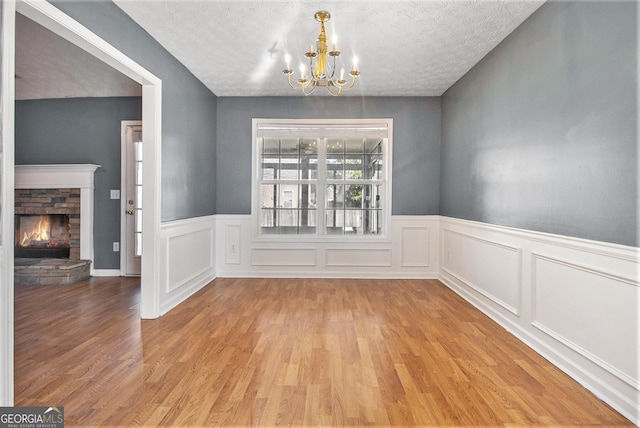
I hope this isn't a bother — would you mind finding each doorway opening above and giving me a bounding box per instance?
[121,121,142,276]
[9,0,162,318]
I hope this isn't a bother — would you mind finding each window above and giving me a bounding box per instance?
[253,119,392,239]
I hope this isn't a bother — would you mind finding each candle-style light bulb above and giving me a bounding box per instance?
[285,54,291,71]
[300,64,306,78]
[332,35,338,52]
[352,56,359,72]
[340,64,345,80]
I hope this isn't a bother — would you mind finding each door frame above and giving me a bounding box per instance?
[120,120,142,277]
[0,0,16,407]
[1,0,164,405]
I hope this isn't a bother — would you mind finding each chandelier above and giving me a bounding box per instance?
[283,11,360,96]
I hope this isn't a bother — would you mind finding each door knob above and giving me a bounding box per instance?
[126,209,134,215]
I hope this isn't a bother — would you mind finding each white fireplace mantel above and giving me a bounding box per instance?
[15,164,100,189]
[15,164,100,270]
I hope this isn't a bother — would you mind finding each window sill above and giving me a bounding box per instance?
[251,234,392,245]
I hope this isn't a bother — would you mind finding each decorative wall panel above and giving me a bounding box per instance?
[401,227,430,267]
[167,229,213,292]
[160,216,216,313]
[325,248,391,267]
[442,228,521,315]
[251,248,316,266]
[532,253,639,387]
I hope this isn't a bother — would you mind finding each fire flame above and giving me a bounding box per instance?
[20,216,50,247]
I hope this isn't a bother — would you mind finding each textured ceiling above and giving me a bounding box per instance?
[16,1,546,99]
[15,13,141,100]
[113,0,545,97]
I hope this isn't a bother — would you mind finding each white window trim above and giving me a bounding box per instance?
[251,118,393,243]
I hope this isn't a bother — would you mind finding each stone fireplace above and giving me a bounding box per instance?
[14,164,100,285]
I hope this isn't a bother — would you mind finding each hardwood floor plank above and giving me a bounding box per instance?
[14,276,634,427]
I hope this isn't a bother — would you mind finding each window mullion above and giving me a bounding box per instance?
[317,138,327,235]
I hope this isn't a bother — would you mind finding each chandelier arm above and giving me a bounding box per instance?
[309,57,316,81]
[302,80,317,96]
[287,71,321,93]
[328,55,337,79]
[304,78,316,91]
[328,79,346,96]
[286,72,306,90]
[345,73,360,90]
[326,83,343,96]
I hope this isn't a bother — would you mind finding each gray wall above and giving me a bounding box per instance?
[50,0,217,221]
[15,97,141,269]
[216,97,441,215]
[441,1,638,247]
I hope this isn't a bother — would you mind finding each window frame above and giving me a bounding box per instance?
[251,118,393,242]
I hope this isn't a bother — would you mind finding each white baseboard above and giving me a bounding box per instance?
[217,270,438,279]
[91,269,121,277]
[160,268,216,315]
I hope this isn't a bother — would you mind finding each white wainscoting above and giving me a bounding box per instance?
[439,217,639,425]
[215,215,440,278]
[159,215,216,315]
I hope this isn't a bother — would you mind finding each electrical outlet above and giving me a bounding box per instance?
[231,244,237,253]
[113,242,120,252]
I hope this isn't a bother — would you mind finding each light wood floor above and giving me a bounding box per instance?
[15,277,632,427]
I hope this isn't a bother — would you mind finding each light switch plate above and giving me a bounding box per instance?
[110,189,120,199]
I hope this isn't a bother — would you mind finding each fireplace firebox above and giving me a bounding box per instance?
[15,214,71,259]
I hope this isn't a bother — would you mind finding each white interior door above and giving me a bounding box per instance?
[122,121,142,276]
